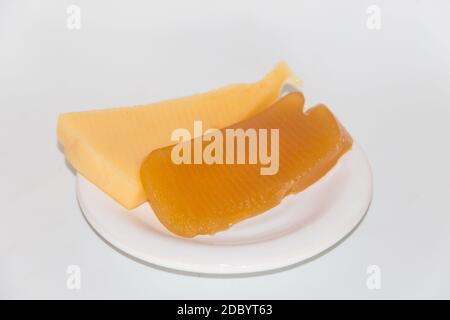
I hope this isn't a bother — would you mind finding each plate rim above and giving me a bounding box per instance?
[76,143,373,274]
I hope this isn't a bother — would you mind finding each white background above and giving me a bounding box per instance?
[1,0,450,299]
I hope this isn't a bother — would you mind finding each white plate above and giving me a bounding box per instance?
[77,143,372,274]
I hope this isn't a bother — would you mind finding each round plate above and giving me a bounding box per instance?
[77,143,372,274]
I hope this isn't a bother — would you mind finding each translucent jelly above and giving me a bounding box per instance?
[140,92,353,237]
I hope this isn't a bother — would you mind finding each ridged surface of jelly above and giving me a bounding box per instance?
[141,92,353,237]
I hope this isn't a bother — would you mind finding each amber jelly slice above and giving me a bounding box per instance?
[140,92,353,237]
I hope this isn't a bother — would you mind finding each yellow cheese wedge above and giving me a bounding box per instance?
[57,62,295,209]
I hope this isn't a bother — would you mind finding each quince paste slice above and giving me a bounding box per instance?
[140,92,353,237]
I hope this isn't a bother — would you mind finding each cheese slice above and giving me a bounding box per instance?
[57,62,295,209]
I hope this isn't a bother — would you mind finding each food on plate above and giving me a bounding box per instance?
[140,92,353,237]
[57,62,294,209]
